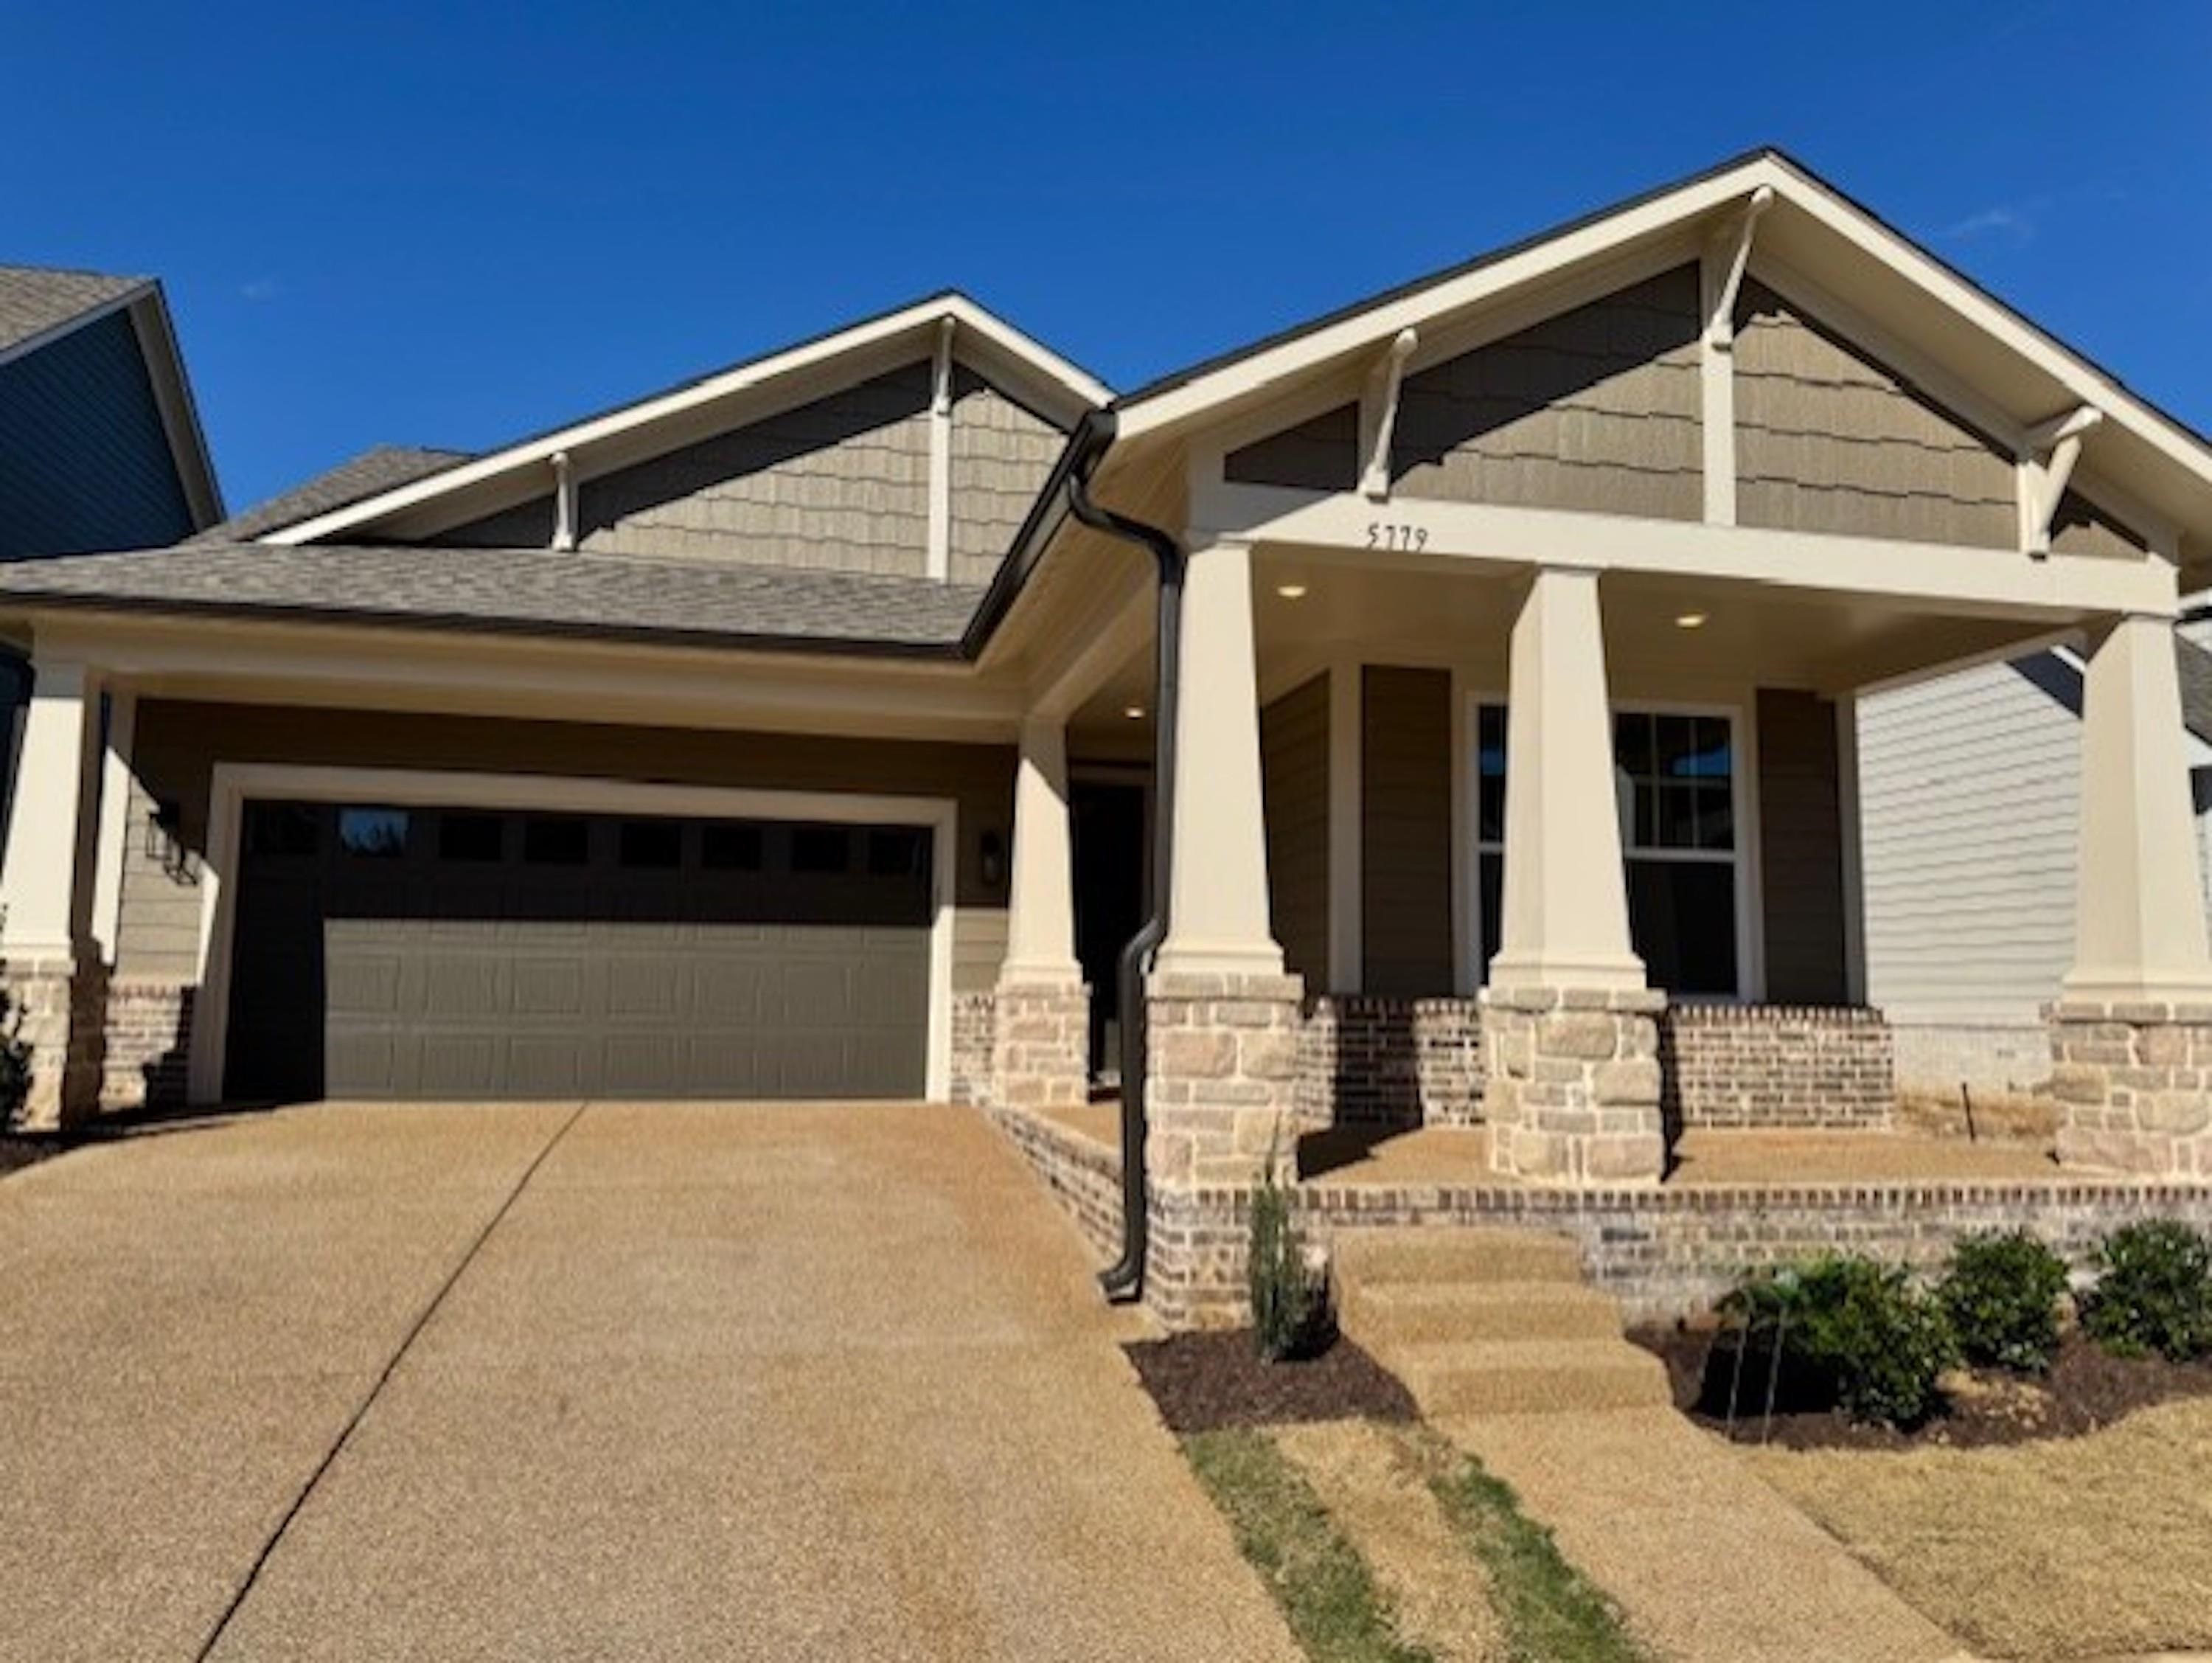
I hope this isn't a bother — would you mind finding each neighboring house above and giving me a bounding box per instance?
[0,265,222,825]
[1860,634,2212,1098]
[5,150,2212,1319]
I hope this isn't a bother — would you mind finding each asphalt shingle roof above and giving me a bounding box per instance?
[188,446,471,543]
[0,265,146,355]
[0,541,984,653]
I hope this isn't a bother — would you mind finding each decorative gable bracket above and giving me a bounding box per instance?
[2020,404,2103,557]
[1702,185,1775,352]
[1357,328,1419,501]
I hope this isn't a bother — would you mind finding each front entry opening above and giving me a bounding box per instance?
[1071,779,1147,1086]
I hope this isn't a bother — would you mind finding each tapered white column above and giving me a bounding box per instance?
[1488,566,1644,991]
[89,687,136,966]
[2063,612,2212,1002]
[1157,538,1283,977]
[1002,716,1080,984]
[0,660,100,957]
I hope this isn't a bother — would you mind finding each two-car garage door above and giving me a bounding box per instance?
[223,799,934,1103]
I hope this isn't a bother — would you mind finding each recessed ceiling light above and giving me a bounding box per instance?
[1674,611,1708,629]
[1276,583,1309,600]
[1124,704,1146,720]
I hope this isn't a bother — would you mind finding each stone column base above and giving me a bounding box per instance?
[2050,999,2212,1178]
[1145,971,1304,1190]
[3,950,105,1133]
[990,979,1091,1114]
[1482,984,1666,1184]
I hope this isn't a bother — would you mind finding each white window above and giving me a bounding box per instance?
[1470,702,1749,999]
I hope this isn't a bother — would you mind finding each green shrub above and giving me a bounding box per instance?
[2084,1220,2212,1362]
[1940,1230,2070,1372]
[1722,1254,1957,1426]
[1248,1141,1331,1362]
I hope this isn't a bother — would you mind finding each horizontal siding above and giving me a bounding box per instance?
[1261,673,1330,988]
[1393,265,1702,520]
[0,309,195,558]
[1735,280,2017,548]
[948,372,1063,586]
[1362,666,1454,996]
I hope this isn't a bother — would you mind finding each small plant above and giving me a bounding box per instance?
[1940,1229,2070,1372]
[1722,1254,1957,1426]
[2083,1220,2212,1362]
[1248,1128,1331,1362]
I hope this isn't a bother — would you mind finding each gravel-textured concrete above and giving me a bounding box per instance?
[0,1100,1296,1661]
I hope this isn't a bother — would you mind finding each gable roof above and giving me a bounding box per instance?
[190,445,469,543]
[268,292,1110,546]
[0,265,147,358]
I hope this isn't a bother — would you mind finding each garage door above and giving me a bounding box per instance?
[223,799,933,1102]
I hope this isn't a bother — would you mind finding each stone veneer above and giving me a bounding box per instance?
[3,952,104,1131]
[1144,971,1304,1190]
[948,991,997,1107]
[1296,997,1483,1131]
[100,980,195,1114]
[1662,1004,1893,1131]
[990,981,1090,1116]
[1481,985,1666,1182]
[2050,999,2212,1178]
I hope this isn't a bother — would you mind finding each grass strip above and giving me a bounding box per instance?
[1396,1426,1652,1663]
[1183,1427,1438,1663]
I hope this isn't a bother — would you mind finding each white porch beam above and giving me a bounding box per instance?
[2064,611,2212,1004]
[1699,186,1774,527]
[0,661,100,957]
[2020,404,2104,555]
[927,316,956,581]
[1156,538,1284,978]
[1001,716,1082,985]
[1357,329,1419,502]
[88,686,136,965]
[1189,481,2180,622]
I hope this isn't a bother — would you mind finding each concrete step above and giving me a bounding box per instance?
[1332,1226,1584,1287]
[1393,1339,1673,1417]
[1340,1279,1624,1347]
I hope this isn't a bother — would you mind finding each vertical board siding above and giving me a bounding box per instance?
[1361,666,1454,996]
[1260,673,1330,987]
[1857,656,2084,1021]
[1391,265,1703,519]
[1733,280,2017,547]
[1756,689,1850,1004]
[948,371,1065,586]
[0,309,195,558]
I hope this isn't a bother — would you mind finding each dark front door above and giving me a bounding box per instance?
[224,800,933,1103]
[1071,780,1147,1082]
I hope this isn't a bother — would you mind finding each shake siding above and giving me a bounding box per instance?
[948,372,1064,586]
[1756,690,1849,1004]
[1225,403,1358,492]
[1857,659,2084,1021]
[2050,488,2148,560]
[1260,673,1330,987]
[1733,280,2017,547]
[1391,265,1703,519]
[1361,666,1454,996]
[117,702,1016,996]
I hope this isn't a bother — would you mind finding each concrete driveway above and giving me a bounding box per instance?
[0,1102,1296,1662]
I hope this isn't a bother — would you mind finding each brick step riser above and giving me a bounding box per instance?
[1332,1242,1584,1286]
[1340,1288,1622,1346]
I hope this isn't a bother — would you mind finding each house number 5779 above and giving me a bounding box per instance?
[1365,521,1428,552]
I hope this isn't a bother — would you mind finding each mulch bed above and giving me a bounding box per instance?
[1630,1320,2212,1451]
[1125,1330,1419,1434]
[0,1133,67,1180]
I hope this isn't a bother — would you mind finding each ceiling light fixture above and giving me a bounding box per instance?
[1124,704,1146,720]
[1674,611,1708,629]
[1276,583,1309,600]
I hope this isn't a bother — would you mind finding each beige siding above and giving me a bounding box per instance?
[118,702,1015,995]
[949,372,1064,586]
[1225,403,1358,492]
[1261,673,1329,987]
[439,365,934,576]
[1361,666,1453,996]
[1734,280,2016,546]
[1392,265,1702,518]
[1857,659,2083,1021]
[1756,689,1849,1004]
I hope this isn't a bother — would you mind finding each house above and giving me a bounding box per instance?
[1857,633,2212,1099]
[5,150,2212,1322]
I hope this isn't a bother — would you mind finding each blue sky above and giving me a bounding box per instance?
[9,1,2209,512]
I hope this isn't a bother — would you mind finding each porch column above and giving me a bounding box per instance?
[0,660,106,1130]
[2052,612,2212,1175]
[991,717,1088,1114]
[1144,537,1302,1326]
[1483,567,1666,1184]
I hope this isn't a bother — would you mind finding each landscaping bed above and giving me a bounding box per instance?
[1632,1320,2212,1449]
[1126,1330,1418,1434]
[0,1133,65,1180]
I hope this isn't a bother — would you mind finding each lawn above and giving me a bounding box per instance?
[1748,1396,2212,1660]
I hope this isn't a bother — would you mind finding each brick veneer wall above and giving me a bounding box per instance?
[987,1104,1123,1264]
[949,992,996,1107]
[101,979,194,1114]
[1296,997,1483,1131]
[1661,1004,1894,1131]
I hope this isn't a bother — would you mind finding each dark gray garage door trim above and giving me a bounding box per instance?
[189,763,959,1105]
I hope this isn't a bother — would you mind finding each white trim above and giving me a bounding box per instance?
[189,765,959,1107]
[927,317,955,581]
[270,296,1108,546]
[1357,330,1417,501]
[549,451,577,551]
[89,687,136,965]
[1326,658,1363,990]
[1698,190,1773,529]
